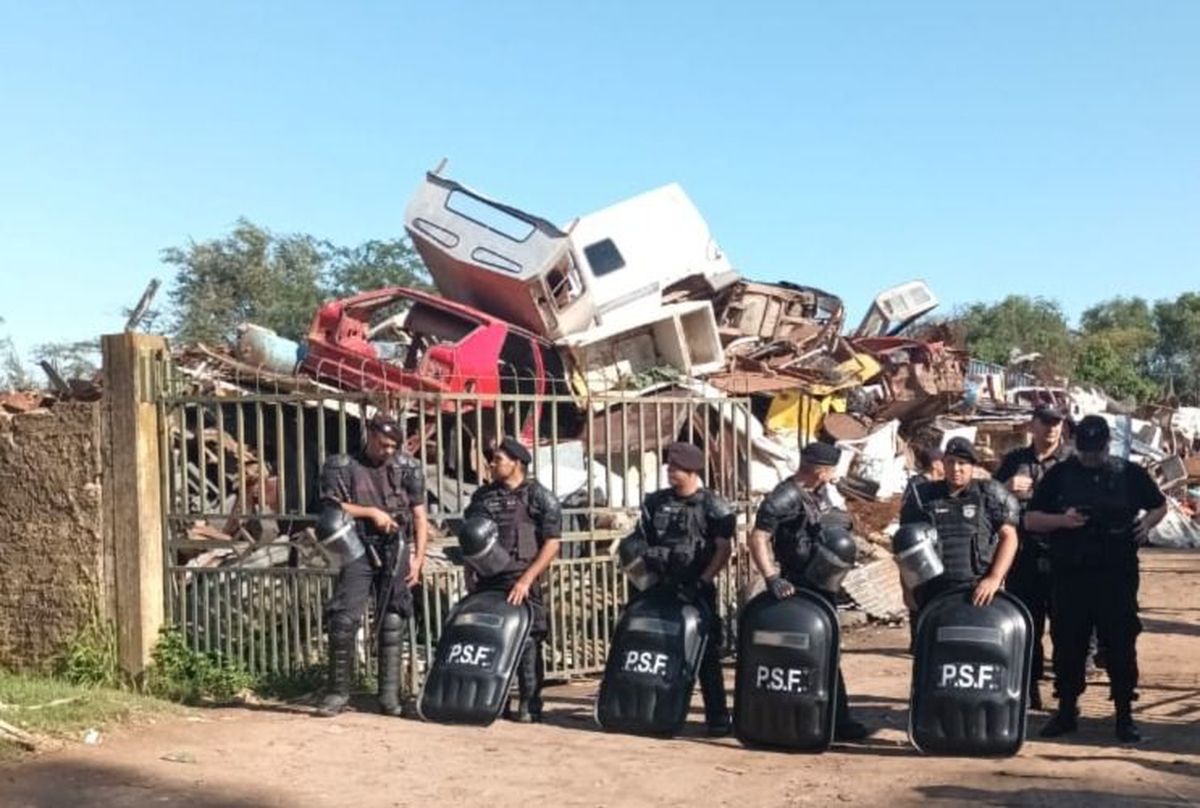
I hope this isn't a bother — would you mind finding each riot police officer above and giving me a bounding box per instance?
[748,441,869,741]
[628,441,736,736]
[316,413,428,717]
[1025,415,1167,743]
[993,403,1072,710]
[463,435,562,723]
[899,437,1019,610]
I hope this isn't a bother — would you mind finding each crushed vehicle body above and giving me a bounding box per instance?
[302,286,582,468]
[558,301,726,395]
[666,278,845,356]
[565,182,734,325]
[853,280,938,338]
[405,173,590,341]
[405,171,734,340]
[302,285,574,402]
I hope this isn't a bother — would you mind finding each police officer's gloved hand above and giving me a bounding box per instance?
[642,546,671,574]
[766,575,794,600]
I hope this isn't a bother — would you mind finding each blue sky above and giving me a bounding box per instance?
[1,2,1197,355]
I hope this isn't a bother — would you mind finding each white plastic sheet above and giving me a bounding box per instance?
[1148,499,1200,549]
[836,419,909,500]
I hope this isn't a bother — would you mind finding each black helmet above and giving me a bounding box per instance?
[819,526,858,565]
[803,525,858,593]
[892,522,938,554]
[316,504,355,542]
[892,521,943,589]
[457,516,512,578]
[314,504,365,564]
[458,516,500,556]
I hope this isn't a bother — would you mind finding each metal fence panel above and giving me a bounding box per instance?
[154,359,755,691]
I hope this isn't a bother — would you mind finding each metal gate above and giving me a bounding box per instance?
[153,359,755,692]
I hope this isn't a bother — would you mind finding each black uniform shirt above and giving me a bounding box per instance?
[752,479,826,580]
[318,449,425,540]
[1028,456,1165,539]
[995,441,1074,547]
[753,480,816,537]
[994,442,1074,502]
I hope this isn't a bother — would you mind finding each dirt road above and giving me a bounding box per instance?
[3,549,1198,808]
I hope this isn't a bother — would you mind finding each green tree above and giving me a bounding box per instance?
[1074,296,1159,402]
[1153,292,1200,403]
[164,219,326,345]
[1080,296,1155,334]
[164,222,429,346]
[323,238,430,299]
[956,295,1075,380]
[1073,333,1158,403]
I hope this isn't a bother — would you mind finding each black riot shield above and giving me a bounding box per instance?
[595,586,709,736]
[909,586,1034,756]
[734,589,840,751]
[417,589,533,726]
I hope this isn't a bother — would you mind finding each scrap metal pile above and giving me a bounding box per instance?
[163,168,1200,617]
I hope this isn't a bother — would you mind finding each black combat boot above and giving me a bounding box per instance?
[833,671,870,741]
[1039,698,1079,738]
[315,628,354,717]
[834,717,870,742]
[507,641,542,723]
[377,613,405,717]
[1114,702,1141,744]
[705,711,732,737]
[1028,682,1044,712]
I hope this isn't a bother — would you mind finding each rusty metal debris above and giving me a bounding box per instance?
[145,164,1200,614]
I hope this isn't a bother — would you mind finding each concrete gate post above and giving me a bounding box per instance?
[101,332,168,679]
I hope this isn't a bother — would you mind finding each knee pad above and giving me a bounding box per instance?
[380,612,405,646]
[329,613,360,639]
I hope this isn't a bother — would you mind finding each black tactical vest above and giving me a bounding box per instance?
[476,483,541,573]
[349,454,414,542]
[649,492,714,581]
[924,483,997,582]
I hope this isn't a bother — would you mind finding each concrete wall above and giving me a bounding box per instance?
[0,402,109,671]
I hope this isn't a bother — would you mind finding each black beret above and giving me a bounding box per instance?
[944,436,978,464]
[664,442,705,473]
[367,413,401,440]
[801,441,841,467]
[486,435,531,465]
